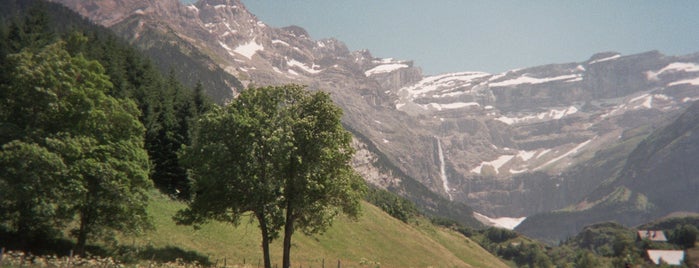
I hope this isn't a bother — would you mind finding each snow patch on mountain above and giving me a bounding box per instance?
[496,106,579,125]
[471,155,515,175]
[395,72,491,110]
[517,150,537,161]
[365,63,409,76]
[470,149,545,175]
[234,39,263,59]
[630,94,654,109]
[601,94,674,118]
[589,54,621,64]
[490,73,582,87]
[287,58,322,74]
[403,72,491,97]
[218,41,236,57]
[647,62,699,81]
[534,138,594,171]
[669,77,699,86]
[411,102,481,112]
[272,39,289,46]
[474,212,526,230]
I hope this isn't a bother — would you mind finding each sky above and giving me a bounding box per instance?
[187,1,699,75]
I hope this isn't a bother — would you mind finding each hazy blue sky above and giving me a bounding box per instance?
[189,1,699,75]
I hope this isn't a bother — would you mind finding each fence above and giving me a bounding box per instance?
[0,249,370,268]
[210,258,353,268]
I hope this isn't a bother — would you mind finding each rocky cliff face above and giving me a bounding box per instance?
[516,100,699,243]
[389,49,699,216]
[52,0,699,229]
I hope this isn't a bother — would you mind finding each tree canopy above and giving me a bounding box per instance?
[0,40,151,254]
[177,85,366,268]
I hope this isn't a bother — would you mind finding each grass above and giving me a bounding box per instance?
[124,192,508,267]
[687,246,699,266]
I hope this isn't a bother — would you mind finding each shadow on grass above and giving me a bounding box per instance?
[0,227,210,266]
[137,245,211,265]
[0,227,98,256]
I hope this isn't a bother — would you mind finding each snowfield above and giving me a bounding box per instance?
[234,39,263,60]
[647,62,699,81]
[470,155,515,175]
[588,54,620,64]
[287,58,322,74]
[496,106,579,125]
[474,212,526,230]
[489,73,581,87]
[365,63,409,76]
[669,77,699,86]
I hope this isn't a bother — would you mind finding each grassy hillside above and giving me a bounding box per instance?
[136,193,507,268]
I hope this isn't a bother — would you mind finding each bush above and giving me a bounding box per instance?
[670,224,698,249]
[485,227,518,243]
[364,187,419,223]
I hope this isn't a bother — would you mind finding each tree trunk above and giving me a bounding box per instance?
[75,210,89,257]
[282,203,294,268]
[16,202,32,252]
[256,212,272,268]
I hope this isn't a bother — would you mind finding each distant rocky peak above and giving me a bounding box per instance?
[587,51,621,63]
[281,26,311,39]
[314,38,350,56]
[199,0,238,5]
[196,0,250,18]
[52,0,196,27]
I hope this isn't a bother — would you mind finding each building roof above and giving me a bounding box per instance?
[646,250,685,266]
[638,230,668,242]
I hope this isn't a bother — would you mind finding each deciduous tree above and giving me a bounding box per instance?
[177,85,365,268]
[279,87,365,268]
[0,41,151,255]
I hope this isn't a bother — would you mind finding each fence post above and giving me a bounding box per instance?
[322,258,324,268]
[68,250,74,268]
[337,259,340,268]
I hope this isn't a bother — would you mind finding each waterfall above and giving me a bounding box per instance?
[437,138,453,201]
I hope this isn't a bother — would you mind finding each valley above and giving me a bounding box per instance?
[37,0,699,245]
[50,0,699,240]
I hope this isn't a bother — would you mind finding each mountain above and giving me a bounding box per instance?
[0,3,510,266]
[50,0,485,226]
[517,100,699,243]
[51,0,699,236]
[49,0,243,102]
[393,51,699,213]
